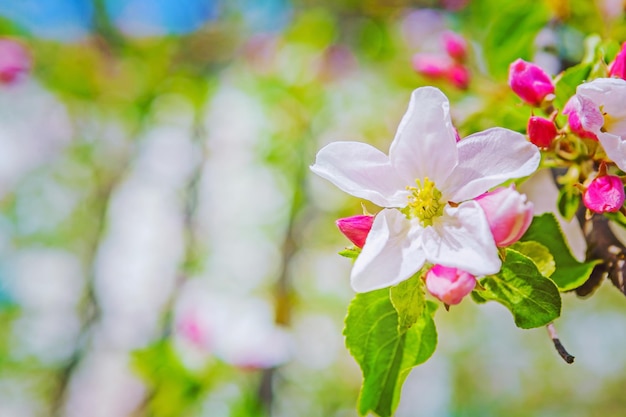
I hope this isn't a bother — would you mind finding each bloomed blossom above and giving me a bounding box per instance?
[508,59,555,106]
[425,264,476,305]
[583,175,625,213]
[311,87,540,292]
[571,78,626,170]
[475,185,533,247]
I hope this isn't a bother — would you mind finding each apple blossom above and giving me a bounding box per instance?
[583,175,625,213]
[571,78,626,170]
[527,116,558,148]
[311,87,540,292]
[0,38,31,85]
[563,95,601,140]
[475,185,534,247]
[336,214,374,248]
[425,264,476,305]
[508,59,555,106]
[412,53,453,78]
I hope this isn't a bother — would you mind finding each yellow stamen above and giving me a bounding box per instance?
[403,177,445,226]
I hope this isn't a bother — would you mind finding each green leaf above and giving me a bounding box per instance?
[479,1,550,79]
[344,288,438,417]
[553,62,591,112]
[510,240,556,278]
[339,247,361,259]
[556,185,581,222]
[520,213,599,291]
[474,249,561,329]
[390,273,425,334]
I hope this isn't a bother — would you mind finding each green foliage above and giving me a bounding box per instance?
[473,249,561,329]
[510,240,556,278]
[466,0,550,79]
[339,247,361,259]
[520,213,599,291]
[344,287,437,417]
[389,273,426,333]
[557,185,582,222]
[553,62,591,112]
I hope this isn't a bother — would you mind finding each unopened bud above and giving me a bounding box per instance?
[425,265,476,305]
[476,185,533,247]
[442,31,468,61]
[508,59,555,106]
[583,175,625,213]
[527,116,558,148]
[336,215,374,248]
[447,64,470,89]
[412,53,453,78]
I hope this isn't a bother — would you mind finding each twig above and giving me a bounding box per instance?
[546,323,575,364]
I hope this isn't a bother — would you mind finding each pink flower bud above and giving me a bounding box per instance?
[442,31,468,61]
[336,215,374,248]
[425,265,476,305]
[0,39,31,85]
[583,175,625,213]
[527,116,558,148]
[508,59,555,106]
[447,64,470,89]
[563,95,603,140]
[475,185,534,247]
[609,42,626,80]
[412,53,453,78]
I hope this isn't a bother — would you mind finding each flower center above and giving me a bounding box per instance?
[404,177,445,226]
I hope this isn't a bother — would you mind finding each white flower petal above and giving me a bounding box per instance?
[351,209,425,292]
[389,87,458,185]
[311,141,408,207]
[598,131,626,172]
[421,201,501,276]
[578,78,626,125]
[446,128,540,201]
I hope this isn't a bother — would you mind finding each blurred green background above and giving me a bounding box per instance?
[0,0,625,416]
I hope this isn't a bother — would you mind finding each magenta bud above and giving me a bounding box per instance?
[0,38,31,85]
[563,95,603,140]
[476,185,534,247]
[583,175,625,213]
[447,64,470,89]
[442,31,468,61]
[425,265,476,305]
[527,116,558,148]
[609,42,626,80]
[508,59,555,106]
[336,215,374,248]
[412,53,453,78]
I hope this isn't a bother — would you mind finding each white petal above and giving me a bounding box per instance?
[421,201,501,276]
[351,209,425,292]
[445,128,540,201]
[598,131,626,172]
[311,141,408,207]
[578,78,626,125]
[389,87,458,185]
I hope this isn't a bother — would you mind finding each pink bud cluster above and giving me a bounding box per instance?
[609,42,626,80]
[412,31,470,89]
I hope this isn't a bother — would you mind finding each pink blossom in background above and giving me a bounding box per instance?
[583,175,625,213]
[608,42,626,79]
[412,53,454,78]
[425,264,476,305]
[476,185,534,247]
[527,116,558,148]
[336,214,374,248]
[0,38,31,85]
[508,59,555,106]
